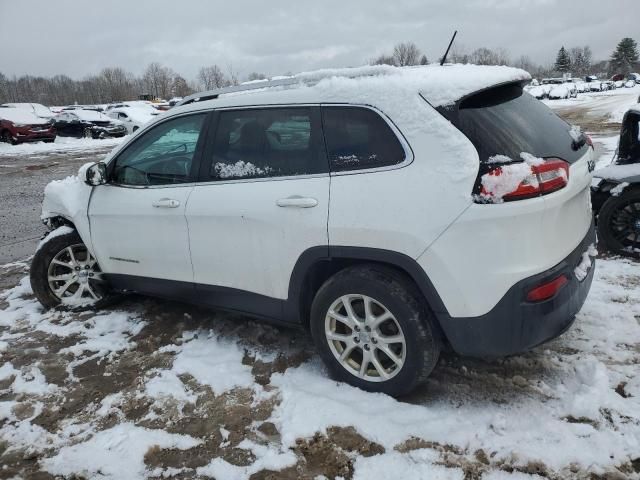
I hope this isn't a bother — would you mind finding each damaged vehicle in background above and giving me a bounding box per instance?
[53,109,127,139]
[0,107,56,144]
[106,106,159,133]
[29,65,596,396]
[592,105,640,258]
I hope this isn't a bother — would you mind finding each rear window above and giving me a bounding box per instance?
[438,83,588,165]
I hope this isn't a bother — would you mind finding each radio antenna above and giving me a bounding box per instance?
[440,30,458,66]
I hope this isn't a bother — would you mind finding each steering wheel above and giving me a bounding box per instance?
[160,155,191,176]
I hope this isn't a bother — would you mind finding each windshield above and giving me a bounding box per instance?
[438,83,588,165]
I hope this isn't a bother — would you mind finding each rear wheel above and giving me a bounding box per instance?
[597,188,640,258]
[30,228,110,309]
[310,265,440,397]
[83,127,93,139]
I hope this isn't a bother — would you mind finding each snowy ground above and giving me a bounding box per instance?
[1,91,640,479]
[0,136,126,157]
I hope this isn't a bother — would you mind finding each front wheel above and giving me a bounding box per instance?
[597,188,640,258]
[30,227,110,309]
[310,265,440,397]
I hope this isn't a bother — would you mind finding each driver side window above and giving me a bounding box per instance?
[112,113,206,186]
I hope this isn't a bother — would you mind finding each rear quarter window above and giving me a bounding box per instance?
[322,106,405,172]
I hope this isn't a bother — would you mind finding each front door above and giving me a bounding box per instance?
[89,112,208,284]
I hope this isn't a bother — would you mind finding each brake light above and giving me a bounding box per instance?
[479,158,569,202]
[526,275,568,302]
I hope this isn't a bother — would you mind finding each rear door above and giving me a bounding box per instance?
[186,106,329,305]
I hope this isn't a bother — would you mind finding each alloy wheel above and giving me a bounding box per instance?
[324,294,406,382]
[47,244,104,306]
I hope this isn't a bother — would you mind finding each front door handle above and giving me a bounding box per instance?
[152,198,180,208]
[276,196,318,208]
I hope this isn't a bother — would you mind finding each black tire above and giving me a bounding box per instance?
[30,228,112,310]
[2,130,16,145]
[83,127,93,139]
[597,187,640,259]
[310,265,440,397]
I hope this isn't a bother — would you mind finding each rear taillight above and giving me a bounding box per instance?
[526,275,568,302]
[479,158,569,203]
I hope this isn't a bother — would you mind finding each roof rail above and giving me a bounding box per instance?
[175,77,301,107]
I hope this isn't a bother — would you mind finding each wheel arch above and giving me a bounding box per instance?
[286,246,451,342]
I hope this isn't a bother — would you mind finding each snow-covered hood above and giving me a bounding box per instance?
[0,108,50,125]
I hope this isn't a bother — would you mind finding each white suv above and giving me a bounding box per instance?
[30,65,597,396]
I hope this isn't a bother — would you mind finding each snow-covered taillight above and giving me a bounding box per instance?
[479,158,569,203]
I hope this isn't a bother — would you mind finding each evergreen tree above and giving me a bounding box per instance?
[610,37,639,74]
[419,54,429,65]
[554,46,571,73]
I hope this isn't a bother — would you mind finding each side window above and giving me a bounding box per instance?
[119,113,128,119]
[322,107,405,172]
[209,107,324,180]
[112,113,206,186]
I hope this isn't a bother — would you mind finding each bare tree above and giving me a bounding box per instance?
[171,75,193,97]
[371,54,396,66]
[393,42,422,66]
[197,65,229,90]
[142,62,174,100]
[247,72,267,81]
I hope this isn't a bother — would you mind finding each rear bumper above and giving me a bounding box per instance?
[439,222,596,357]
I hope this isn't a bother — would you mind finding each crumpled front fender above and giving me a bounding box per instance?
[41,162,95,253]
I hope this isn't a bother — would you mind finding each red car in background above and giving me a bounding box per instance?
[0,107,56,144]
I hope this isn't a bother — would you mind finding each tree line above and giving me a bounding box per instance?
[0,37,637,107]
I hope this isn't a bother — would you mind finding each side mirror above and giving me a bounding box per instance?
[85,162,107,186]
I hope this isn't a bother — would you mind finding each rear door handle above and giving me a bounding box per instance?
[276,196,318,208]
[152,198,181,208]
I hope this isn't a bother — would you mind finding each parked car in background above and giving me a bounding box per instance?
[0,107,56,144]
[625,80,637,89]
[0,102,54,119]
[601,80,615,91]
[61,105,104,113]
[30,65,596,396]
[53,109,127,139]
[589,81,604,92]
[591,106,640,258]
[106,106,159,133]
[548,84,572,99]
[614,80,625,89]
[575,82,588,93]
[527,85,548,99]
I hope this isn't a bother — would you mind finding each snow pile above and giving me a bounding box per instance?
[610,182,630,196]
[213,160,272,179]
[595,163,640,181]
[41,423,201,480]
[167,330,256,394]
[569,125,582,143]
[0,135,125,155]
[574,244,597,281]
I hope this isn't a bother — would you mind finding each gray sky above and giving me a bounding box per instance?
[0,0,636,80]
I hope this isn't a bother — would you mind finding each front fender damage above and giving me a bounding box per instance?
[41,162,96,253]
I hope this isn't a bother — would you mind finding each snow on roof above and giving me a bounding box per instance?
[190,64,530,109]
[112,107,158,123]
[68,109,110,122]
[0,107,49,125]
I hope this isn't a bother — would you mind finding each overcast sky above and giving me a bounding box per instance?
[0,0,637,80]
